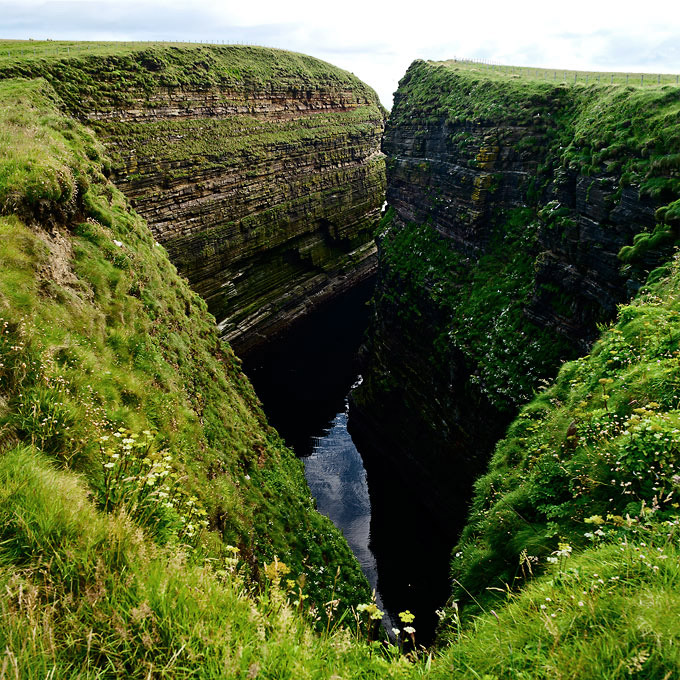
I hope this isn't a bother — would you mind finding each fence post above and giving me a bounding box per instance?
[626,74,629,84]
[586,74,588,84]
[611,74,613,84]
[641,74,644,85]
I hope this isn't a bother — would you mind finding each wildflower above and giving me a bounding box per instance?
[403,626,415,635]
[357,603,383,620]
[555,542,572,558]
[398,610,415,624]
[392,628,400,637]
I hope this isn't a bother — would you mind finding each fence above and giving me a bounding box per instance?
[447,57,680,87]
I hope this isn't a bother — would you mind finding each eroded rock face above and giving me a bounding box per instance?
[351,60,679,526]
[43,46,386,353]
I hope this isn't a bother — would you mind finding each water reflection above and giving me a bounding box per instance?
[303,397,393,631]
[241,276,450,643]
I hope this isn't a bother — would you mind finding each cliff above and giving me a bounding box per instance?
[351,60,680,530]
[0,70,384,671]
[2,44,680,677]
[1,45,386,352]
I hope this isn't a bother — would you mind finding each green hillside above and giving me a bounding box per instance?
[0,75,392,675]
[2,47,680,679]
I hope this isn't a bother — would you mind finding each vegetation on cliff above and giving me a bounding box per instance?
[374,206,575,409]
[3,44,680,679]
[0,42,382,114]
[433,253,680,679]
[0,75,398,675]
[0,42,386,351]
[0,42,385,358]
[379,58,680,411]
[357,60,680,677]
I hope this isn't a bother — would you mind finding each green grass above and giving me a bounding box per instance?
[436,58,680,88]
[448,253,680,618]
[0,447,415,678]
[0,42,384,118]
[3,47,680,678]
[431,517,680,679]
[0,75,371,625]
[375,207,576,411]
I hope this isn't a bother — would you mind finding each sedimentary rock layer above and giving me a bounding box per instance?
[351,60,680,526]
[3,46,385,352]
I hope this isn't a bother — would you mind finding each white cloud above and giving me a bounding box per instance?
[1,0,679,108]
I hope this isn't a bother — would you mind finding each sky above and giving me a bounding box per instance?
[2,0,680,108]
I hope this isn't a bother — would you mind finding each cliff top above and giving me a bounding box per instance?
[0,41,383,116]
[431,57,680,87]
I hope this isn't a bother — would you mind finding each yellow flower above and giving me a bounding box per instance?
[399,610,415,624]
[357,603,384,620]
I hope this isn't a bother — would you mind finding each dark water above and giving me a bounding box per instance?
[242,280,374,456]
[242,277,451,645]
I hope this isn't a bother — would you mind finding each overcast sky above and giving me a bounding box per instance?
[2,0,680,108]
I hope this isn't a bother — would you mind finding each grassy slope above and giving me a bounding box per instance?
[0,446,417,678]
[0,43,387,344]
[3,51,680,678]
[407,62,680,677]
[0,42,381,112]
[373,61,680,677]
[429,255,680,679]
[0,76,396,676]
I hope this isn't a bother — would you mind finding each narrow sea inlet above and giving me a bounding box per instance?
[241,277,450,644]
[241,279,390,609]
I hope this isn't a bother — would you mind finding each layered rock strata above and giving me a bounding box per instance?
[4,46,385,352]
[351,60,680,527]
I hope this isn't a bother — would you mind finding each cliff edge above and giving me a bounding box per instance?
[1,44,386,352]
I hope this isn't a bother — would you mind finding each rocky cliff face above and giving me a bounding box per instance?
[351,60,680,526]
[4,46,385,353]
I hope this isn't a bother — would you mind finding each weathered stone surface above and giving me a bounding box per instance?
[3,46,386,352]
[85,50,387,352]
[351,60,680,527]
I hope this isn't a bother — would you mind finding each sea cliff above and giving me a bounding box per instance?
[1,45,385,352]
[352,60,680,529]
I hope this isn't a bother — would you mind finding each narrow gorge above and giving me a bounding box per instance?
[2,43,680,677]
